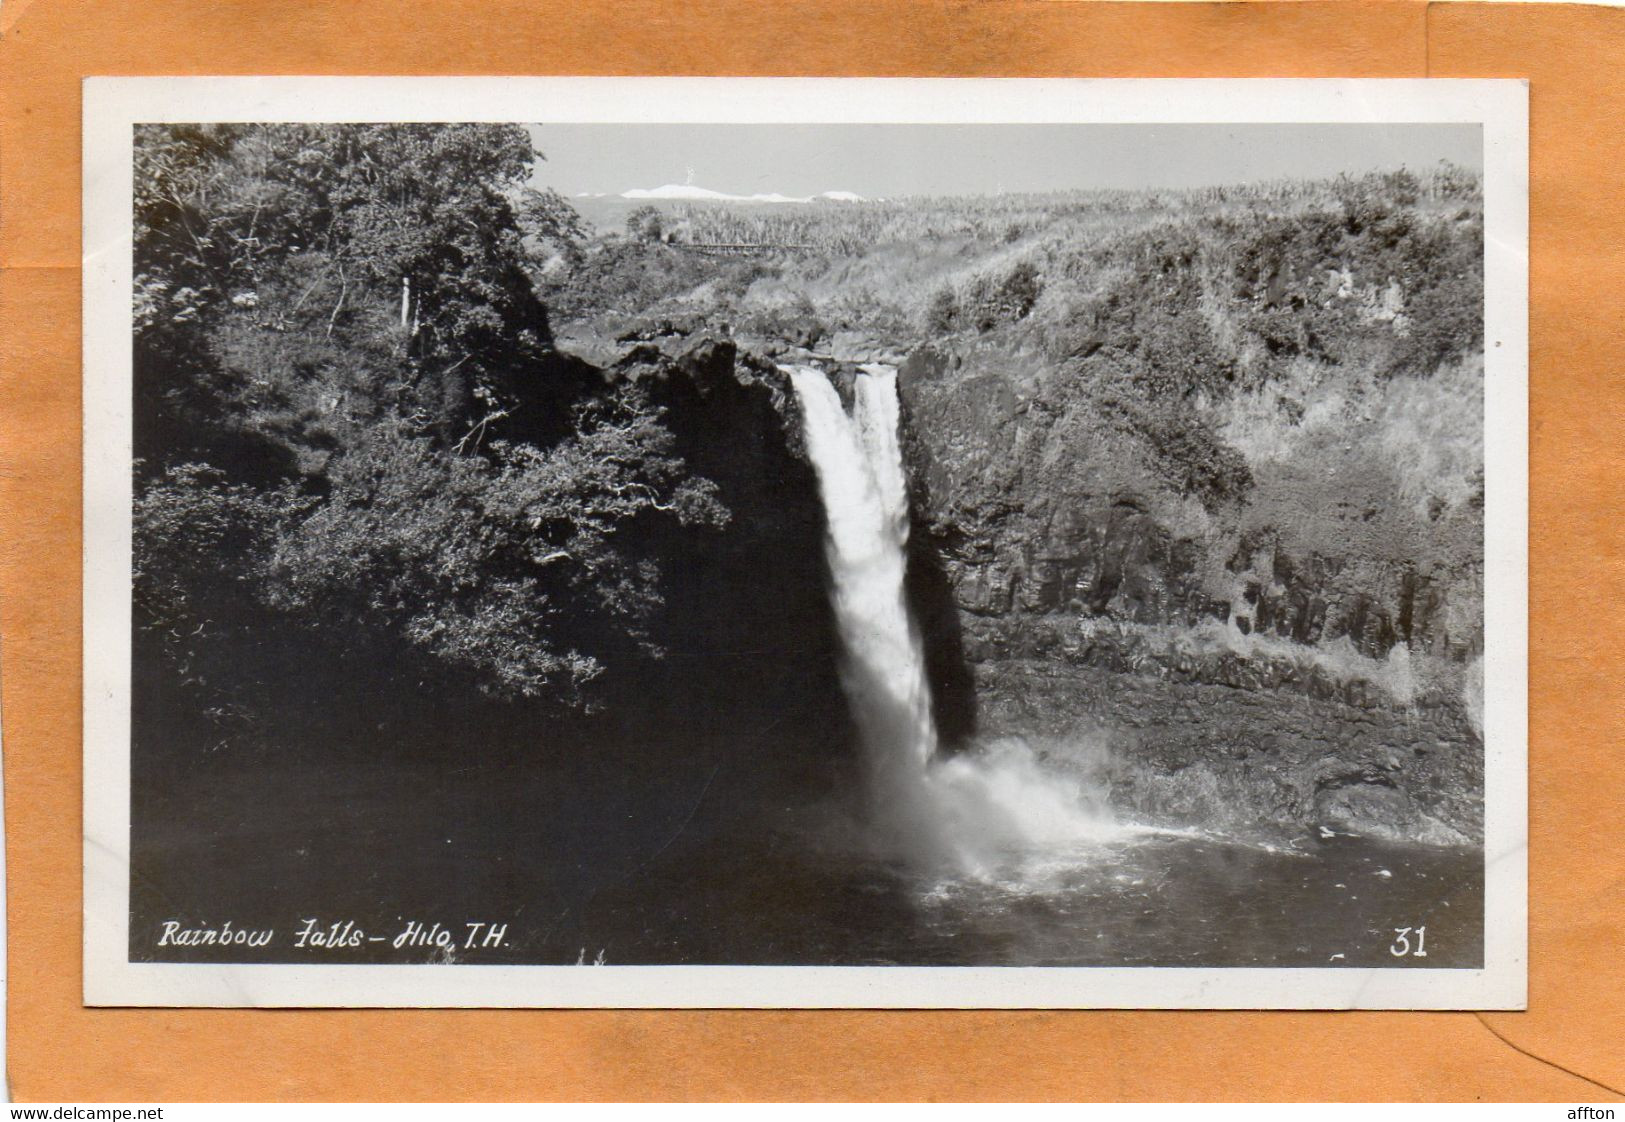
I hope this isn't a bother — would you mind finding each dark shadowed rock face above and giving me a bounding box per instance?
[895,345,1481,667]
[582,323,978,760]
[928,509,1476,659]
[887,337,1483,845]
[561,328,864,808]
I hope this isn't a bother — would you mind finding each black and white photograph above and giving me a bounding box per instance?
[83,78,1527,1008]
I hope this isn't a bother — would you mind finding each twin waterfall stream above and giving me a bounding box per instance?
[785,363,1122,883]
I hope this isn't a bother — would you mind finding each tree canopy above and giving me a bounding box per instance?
[133,124,724,715]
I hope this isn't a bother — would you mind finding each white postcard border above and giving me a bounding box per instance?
[83,76,1528,1009]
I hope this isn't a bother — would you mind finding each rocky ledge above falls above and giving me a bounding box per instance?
[558,313,907,384]
[557,320,792,410]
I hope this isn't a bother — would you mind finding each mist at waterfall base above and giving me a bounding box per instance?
[788,364,1132,884]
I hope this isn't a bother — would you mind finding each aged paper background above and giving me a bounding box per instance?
[1,0,1620,1101]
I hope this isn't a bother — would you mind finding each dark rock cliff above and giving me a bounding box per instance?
[557,327,863,809]
[895,342,1483,669]
[552,320,1484,847]
[886,338,1484,844]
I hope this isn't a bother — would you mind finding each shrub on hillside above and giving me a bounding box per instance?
[1103,395,1254,511]
[924,285,958,334]
[626,205,665,243]
[924,260,1045,335]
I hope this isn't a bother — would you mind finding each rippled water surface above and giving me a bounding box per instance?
[570,820,1484,968]
[131,756,1482,968]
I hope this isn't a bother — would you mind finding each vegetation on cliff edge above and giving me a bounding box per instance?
[133,124,726,730]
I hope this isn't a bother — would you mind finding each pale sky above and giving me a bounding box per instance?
[526,123,1481,199]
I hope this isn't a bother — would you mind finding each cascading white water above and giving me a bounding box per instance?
[787,363,1126,881]
[787,365,941,855]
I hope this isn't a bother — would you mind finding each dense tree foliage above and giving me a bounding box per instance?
[625,205,665,244]
[134,124,725,715]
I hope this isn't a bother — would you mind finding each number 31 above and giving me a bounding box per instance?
[1391,926,1429,957]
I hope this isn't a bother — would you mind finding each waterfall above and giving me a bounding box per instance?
[786,365,940,852]
[786,363,1124,879]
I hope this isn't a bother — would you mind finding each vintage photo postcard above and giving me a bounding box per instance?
[83,77,1527,1008]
